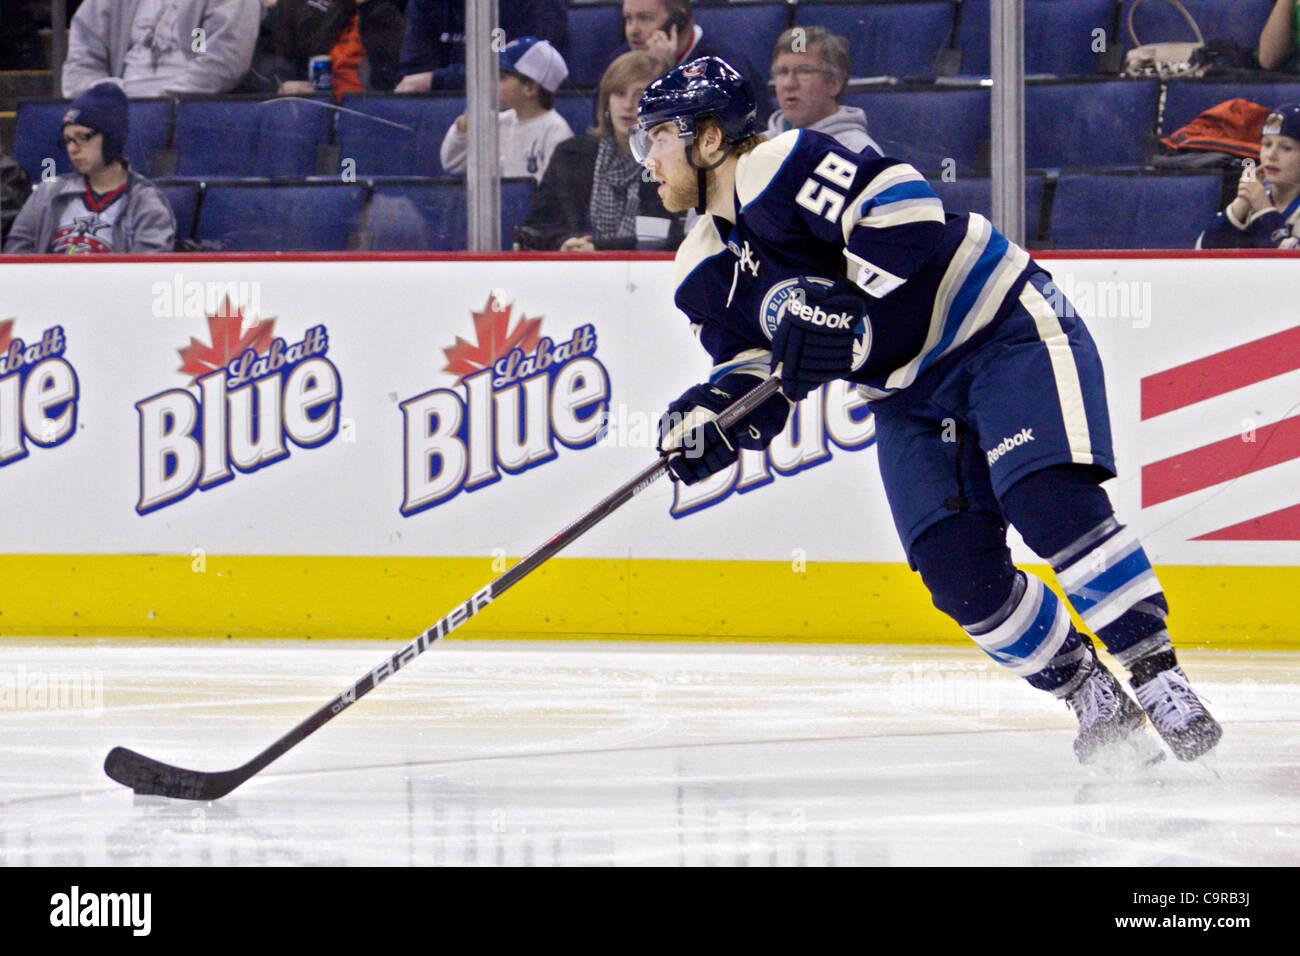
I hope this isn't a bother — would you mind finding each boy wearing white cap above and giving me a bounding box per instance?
[440,37,574,183]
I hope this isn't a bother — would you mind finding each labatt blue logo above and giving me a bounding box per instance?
[135,304,342,514]
[401,294,609,515]
[0,319,78,467]
[667,382,877,518]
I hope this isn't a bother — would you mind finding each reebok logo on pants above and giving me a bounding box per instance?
[986,427,1034,465]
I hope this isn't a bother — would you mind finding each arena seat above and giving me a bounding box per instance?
[174,97,333,178]
[694,3,792,83]
[152,179,202,246]
[1048,170,1221,248]
[1120,0,1275,53]
[794,2,954,79]
[928,171,1048,234]
[13,97,173,181]
[1025,80,1160,167]
[1161,80,1300,136]
[957,0,1115,76]
[553,93,596,139]
[366,177,536,251]
[842,86,990,170]
[336,94,464,177]
[564,3,627,87]
[194,181,366,251]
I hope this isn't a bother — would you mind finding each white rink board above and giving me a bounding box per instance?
[0,256,1297,566]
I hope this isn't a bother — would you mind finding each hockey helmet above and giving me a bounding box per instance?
[630,56,758,165]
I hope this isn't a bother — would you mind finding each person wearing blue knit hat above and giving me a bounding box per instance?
[3,81,175,254]
[1198,102,1300,249]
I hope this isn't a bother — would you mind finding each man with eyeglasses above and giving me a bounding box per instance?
[4,81,176,254]
[765,27,877,154]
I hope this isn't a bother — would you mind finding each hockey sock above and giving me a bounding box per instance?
[1001,466,1169,661]
[963,571,1084,692]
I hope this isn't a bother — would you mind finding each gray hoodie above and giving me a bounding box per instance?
[62,0,261,97]
[3,170,177,254]
[764,105,882,155]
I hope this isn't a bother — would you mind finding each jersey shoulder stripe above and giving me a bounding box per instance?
[735,130,802,212]
[673,213,729,295]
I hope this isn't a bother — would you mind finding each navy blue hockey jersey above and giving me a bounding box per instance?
[672,130,1037,396]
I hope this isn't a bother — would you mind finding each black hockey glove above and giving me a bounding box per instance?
[769,276,868,401]
[657,373,791,484]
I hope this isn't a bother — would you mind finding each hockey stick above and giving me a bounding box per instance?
[104,374,784,800]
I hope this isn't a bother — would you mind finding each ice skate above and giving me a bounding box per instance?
[1065,657,1153,765]
[1132,666,1222,761]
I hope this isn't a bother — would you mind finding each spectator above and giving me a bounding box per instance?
[263,0,405,97]
[61,0,262,97]
[395,0,567,93]
[764,27,880,153]
[4,81,176,254]
[439,37,572,184]
[608,0,772,120]
[1258,0,1300,72]
[515,50,685,251]
[1198,103,1300,248]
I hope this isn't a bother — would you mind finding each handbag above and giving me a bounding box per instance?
[1122,0,1206,79]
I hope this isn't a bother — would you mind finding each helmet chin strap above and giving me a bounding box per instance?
[686,140,732,217]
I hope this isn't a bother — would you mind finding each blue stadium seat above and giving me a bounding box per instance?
[553,93,595,138]
[1120,0,1274,53]
[928,171,1048,227]
[958,0,1115,76]
[842,87,990,170]
[565,3,628,87]
[694,3,791,84]
[366,178,535,251]
[336,94,464,177]
[174,97,333,178]
[1162,80,1300,136]
[1025,80,1160,167]
[195,181,366,251]
[1049,171,1221,248]
[795,2,954,79]
[13,97,173,182]
[152,179,202,245]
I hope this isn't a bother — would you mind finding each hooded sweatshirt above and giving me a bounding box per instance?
[765,105,881,155]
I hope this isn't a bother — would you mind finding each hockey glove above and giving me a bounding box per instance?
[769,277,868,401]
[657,372,791,484]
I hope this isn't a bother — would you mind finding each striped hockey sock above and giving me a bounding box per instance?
[964,571,1089,693]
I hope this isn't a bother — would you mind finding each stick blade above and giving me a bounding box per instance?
[104,746,243,801]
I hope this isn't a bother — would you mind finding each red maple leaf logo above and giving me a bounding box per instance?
[442,294,544,383]
[177,297,276,384]
[0,319,13,356]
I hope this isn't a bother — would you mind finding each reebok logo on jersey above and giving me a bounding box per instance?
[789,291,857,331]
[986,427,1034,465]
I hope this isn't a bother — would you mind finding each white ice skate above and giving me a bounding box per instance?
[1065,657,1162,765]
[1132,666,1222,762]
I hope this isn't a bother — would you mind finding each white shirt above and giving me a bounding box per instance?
[439,109,574,183]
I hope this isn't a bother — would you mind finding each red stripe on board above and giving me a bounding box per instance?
[2,250,1299,265]
[1141,325,1300,420]
[1142,415,1300,507]
[1195,502,1300,540]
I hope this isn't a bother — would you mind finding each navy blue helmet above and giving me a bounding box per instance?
[630,56,759,165]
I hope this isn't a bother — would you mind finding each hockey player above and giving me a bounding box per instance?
[634,57,1222,763]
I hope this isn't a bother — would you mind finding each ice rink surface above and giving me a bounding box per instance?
[2,637,1297,867]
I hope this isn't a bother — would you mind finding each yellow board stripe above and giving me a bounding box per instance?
[0,555,1296,648]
